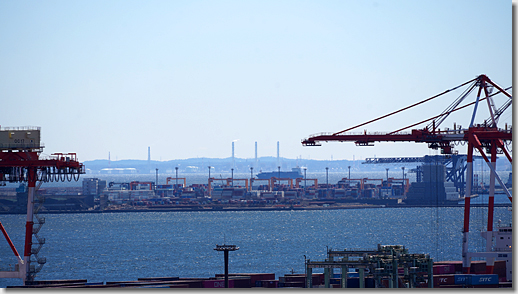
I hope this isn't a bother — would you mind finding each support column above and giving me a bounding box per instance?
[427,258,433,288]
[392,258,398,288]
[223,250,229,288]
[486,142,497,274]
[328,254,334,285]
[405,267,412,288]
[341,265,347,288]
[462,143,473,274]
[23,167,37,284]
[324,267,330,288]
[359,268,365,288]
[306,267,312,288]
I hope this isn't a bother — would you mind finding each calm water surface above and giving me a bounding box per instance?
[0,206,511,287]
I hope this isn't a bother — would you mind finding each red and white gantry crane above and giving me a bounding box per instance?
[302,74,512,276]
[0,127,85,284]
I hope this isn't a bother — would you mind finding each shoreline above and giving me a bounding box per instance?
[0,202,510,215]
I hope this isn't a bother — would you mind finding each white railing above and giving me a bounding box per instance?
[0,126,41,131]
[0,143,44,150]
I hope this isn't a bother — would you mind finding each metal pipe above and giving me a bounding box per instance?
[0,222,22,263]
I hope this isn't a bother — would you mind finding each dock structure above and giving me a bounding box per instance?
[305,244,433,288]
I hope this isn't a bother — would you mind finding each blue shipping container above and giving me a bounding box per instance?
[467,274,499,286]
[454,274,471,285]
[332,272,360,279]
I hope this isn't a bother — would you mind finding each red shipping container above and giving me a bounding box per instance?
[168,284,190,288]
[312,273,324,285]
[229,276,251,288]
[470,261,487,274]
[283,274,321,285]
[434,261,463,273]
[284,276,305,283]
[203,279,234,288]
[433,275,456,287]
[261,280,278,288]
[216,273,275,286]
[492,260,507,279]
[281,282,304,288]
[433,264,455,275]
[169,280,205,288]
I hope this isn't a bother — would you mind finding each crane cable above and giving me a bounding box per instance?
[484,97,513,126]
[425,81,477,131]
[332,77,478,136]
[388,86,512,135]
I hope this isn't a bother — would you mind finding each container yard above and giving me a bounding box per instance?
[6,258,512,288]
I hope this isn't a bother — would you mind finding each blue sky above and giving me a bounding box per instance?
[0,0,512,162]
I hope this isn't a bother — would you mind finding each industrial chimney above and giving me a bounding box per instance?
[277,141,280,167]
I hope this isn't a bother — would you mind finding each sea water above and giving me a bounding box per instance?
[0,205,512,287]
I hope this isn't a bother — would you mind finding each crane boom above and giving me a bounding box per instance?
[302,74,512,155]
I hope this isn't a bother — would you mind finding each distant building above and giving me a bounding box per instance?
[404,164,460,205]
[99,168,138,174]
[82,178,107,196]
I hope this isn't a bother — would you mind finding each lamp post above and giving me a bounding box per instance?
[214,244,239,288]
[402,167,405,195]
[326,167,329,198]
[326,167,329,187]
[250,167,253,190]
[155,168,158,191]
[208,166,212,197]
[175,167,178,196]
[304,255,307,288]
[348,166,351,187]
[303,167,307,190]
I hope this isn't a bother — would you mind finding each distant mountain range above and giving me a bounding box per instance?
[83,156,368,174]
[83,156,512,175]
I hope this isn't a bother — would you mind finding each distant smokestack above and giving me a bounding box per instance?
[109,152,111,167]
[277,141,280,166]
[148,147,151,162]
[255,141,257,167]
[232,141,235,169]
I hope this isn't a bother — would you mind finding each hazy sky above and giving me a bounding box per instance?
[1,0,512,162]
